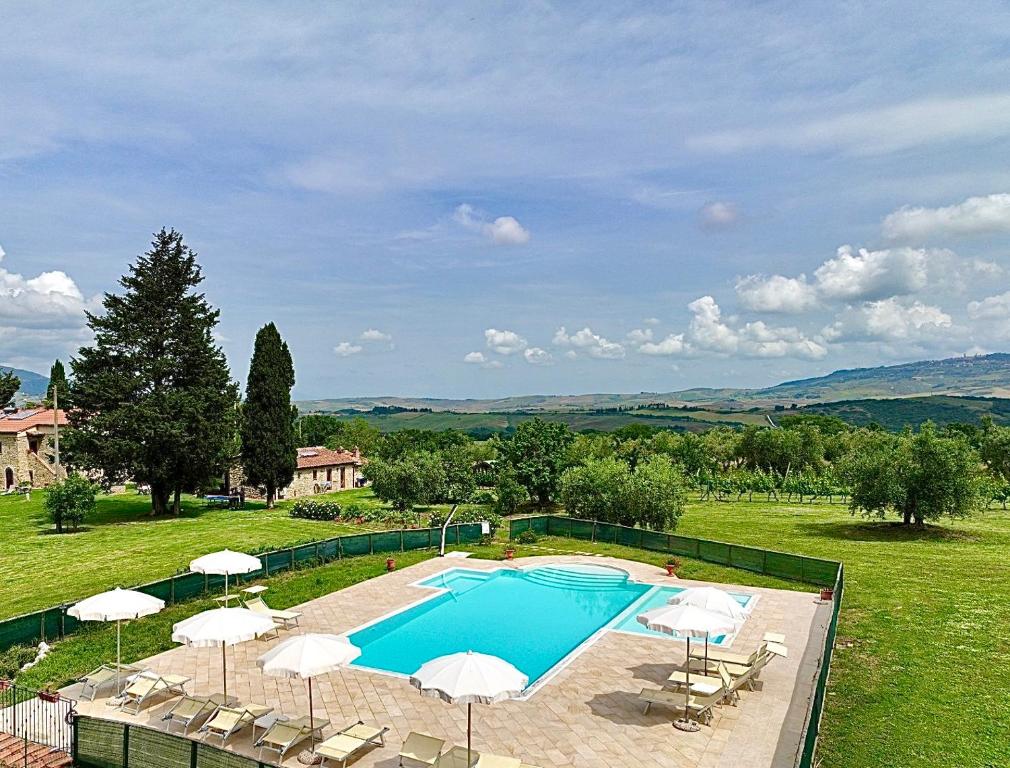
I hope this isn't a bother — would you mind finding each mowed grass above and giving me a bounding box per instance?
[0,487,474,619]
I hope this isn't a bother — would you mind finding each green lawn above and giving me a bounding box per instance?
[4,491,1008,766]
[0,487,475,619]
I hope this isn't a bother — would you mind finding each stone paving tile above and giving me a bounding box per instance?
[68,554,820,768]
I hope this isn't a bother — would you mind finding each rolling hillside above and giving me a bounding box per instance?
[298,353,1010,414]
[0,366,49,397]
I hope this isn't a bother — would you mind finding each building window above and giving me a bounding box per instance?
[312,469,317,480]
[326,468,332,482]
[340,467,346,488]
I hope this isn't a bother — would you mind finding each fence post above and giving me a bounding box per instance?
[338,537,343,560]
[591,521,597,542]
[190,737,198,768]
[455,525,461,544]
[369,533,374,555]
[638,528,644,549]
[762,550,767,575]
[315,542,321,562]
[264,554,270,577]
[289,548,295,570]
[170,574,176,605]
[400,530,404,552]
[123,722,130,768]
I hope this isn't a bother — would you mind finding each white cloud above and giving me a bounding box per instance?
[643,317,660,326]
[813,245,932,301]
[360,328,392,342]
[688,93,1010,157]
[552,326,625,359]
[735,274,819,314]
[968,291,1010,320]
[0,244,95,329]
[639,333,688,356]
[699,201,739,229]
[823,298,952,342]
[463,351,487,364]
[333,341,363,357]
[883,193,1010,241]
[454,204,530,246]
[523,347,552,365]
[676,296,826,359]
[626,328,653,344]
[484,327,527,355]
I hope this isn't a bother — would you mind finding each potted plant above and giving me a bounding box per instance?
[664,557,681,576]
[819,586,835,601]
[37,685,60,703]
[0,679,11,692]
[504,545,516,560]
[386,557,396,571]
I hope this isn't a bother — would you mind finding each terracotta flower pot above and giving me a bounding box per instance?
[504,549,516,560]
[819,587,834,601]
[665,564,677,576]
[37,691,60,703]
[386,558,396,571]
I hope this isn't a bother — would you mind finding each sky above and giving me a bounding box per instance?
[3,2,1010,399]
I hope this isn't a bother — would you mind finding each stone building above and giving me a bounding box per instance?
[226,445,363,499]
[0,408,69,491]
[286,446,363,498]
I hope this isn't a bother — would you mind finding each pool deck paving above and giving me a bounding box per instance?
[67,554,829,768]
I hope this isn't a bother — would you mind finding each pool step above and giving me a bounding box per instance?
[522,567,631,591]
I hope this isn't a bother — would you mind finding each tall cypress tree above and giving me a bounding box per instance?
[46,359,71,409]
[66,229,239,515]
[241,323,297,507]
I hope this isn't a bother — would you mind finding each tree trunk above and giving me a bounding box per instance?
[151,483,170,516]
[173,485,181,516]
[266,484,275,509]
[902,506,913,525]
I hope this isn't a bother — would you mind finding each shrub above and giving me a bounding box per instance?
[289,500,342,521]
[493,470,527,517]
[516,529,538,544]
[472,489,496,505]
[43,474,97,533]
[0,644,37,680]
[429,507,503,536]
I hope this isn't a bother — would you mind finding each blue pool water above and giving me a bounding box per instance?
[348,565,649,685]
[611,586,753,644]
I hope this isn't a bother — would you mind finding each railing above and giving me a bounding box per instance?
[0,682,76,761]
[0,523,484,655]
[509,514,843,768]
[73,716,276,768]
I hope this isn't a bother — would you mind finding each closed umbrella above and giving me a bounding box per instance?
[172,608,276,703]
[667,586,746,668]
[190,549,262,598]
[68,588,165,695]
[637,604,737,732]
[410,651,527,767]
[258,634,361,764]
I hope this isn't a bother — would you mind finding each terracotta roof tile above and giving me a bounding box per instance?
[296,446,361,469]
[0,409,68,433]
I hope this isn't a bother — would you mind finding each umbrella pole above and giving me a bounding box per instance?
[225,572,229,598]
[674,636,700,733]
[309,678,315,753]
[705,634,709,672]
[116,619,122,695]
[222,644,228,703]
[467,702,472,767]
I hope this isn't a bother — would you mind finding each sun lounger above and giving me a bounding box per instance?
[475,754,522,768]
[399,731,445,767]
[200,703,273,745]
[163,693,228,734]
[436,746,480,768]
[243,596,302,629]
[689,641,767,667]
[119,671,190,714]
[78,663,138,701]
[639,686,725,725]
[316,721,389,767]
[256,714,330,762]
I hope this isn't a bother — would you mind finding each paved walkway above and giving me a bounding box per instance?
[68,555,825,768]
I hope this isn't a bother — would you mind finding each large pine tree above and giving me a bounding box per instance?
[66,229,239,515]
[45,359,71,409]
[0,371,18,408]
[240,323,297,507]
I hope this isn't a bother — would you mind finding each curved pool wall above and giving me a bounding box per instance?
[346,564,756,694]
[610,585,757,644]
[348,565,648,689]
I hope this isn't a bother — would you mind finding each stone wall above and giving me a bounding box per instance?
[284,463,359,498]
[1,432,66,489]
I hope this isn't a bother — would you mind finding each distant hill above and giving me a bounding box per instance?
[298,353,1010,414]
[0,366,49,397]
[798,395,1010,431]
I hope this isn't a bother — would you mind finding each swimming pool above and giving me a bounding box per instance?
[611,586,756,644]
[348,565,649,688]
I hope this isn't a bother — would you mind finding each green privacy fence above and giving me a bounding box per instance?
[0,523,482,655]
[73,716,277,768]
[509,514,843,768]
[508,515,840,586]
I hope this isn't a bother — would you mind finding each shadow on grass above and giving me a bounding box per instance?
[794,519,977,543]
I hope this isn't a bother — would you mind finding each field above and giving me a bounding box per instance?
[0,488,477,619]
[3,491,1008,766]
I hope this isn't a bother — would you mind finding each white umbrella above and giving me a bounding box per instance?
[190,549,262,597]
[68,588,165,695]
[637,604,737,733]
[668,587,747,623]
[410,651,527,766]
[258,634,361,762]
[172,608,276,703]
